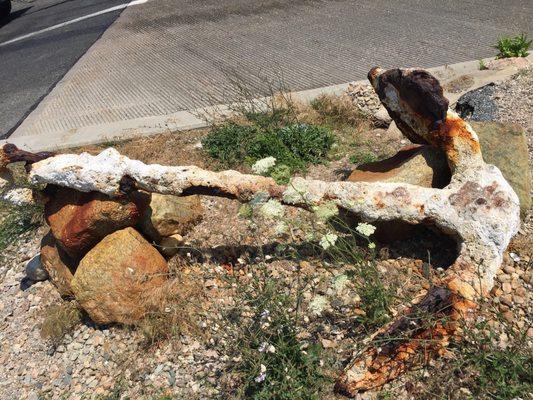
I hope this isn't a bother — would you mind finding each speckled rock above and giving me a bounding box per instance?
[71,227,168,325]
[470,121,531,215]
[136,192,203,242]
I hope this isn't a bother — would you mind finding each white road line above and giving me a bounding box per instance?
[0,0,148,48]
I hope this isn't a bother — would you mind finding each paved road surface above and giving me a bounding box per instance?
[6,0,533,140]
[0,0,127,138]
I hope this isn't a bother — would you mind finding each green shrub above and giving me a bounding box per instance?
[494,34,531,58]
[349,150,378,166]
[202,122,260,167]
[277,124,334,165]
[202,122,333,172]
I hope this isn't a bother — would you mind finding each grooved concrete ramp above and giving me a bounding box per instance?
[12,0,533,140]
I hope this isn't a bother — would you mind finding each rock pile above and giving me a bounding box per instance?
[35,184,203,324]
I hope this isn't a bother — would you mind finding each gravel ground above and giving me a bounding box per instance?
[0,71,531,400]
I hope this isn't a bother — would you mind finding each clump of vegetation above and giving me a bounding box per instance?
[457,323,532,399]
[201,74,373,181]
[310,94,369,126]
[478,59,488,70]
[136,272,206,347]
[419,315,533,400]
[494,33,531,58]
[223,265,331,400]
[0,202,42,255]
[202,121,333,173]
[40,302,82,348]
[349,149,378,166]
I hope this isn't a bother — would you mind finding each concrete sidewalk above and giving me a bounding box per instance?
[7,0,533,150]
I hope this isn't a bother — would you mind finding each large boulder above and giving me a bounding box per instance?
[71,227,168,325]
[40,232,77,297]
[470,121,531,215]
[136,193,203,242]
[347,145,450,188]
[45,187,140,259]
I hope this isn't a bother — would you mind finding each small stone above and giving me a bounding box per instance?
[502,311,514,324]
[502,264,515,274]
[502,282,512,294]
[512,295,524,305]
[509,252,521,263]
[25,254,49,282]
[500,295,513,307]
[497,274,510,282]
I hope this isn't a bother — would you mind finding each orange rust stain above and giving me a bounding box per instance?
[433,117,481,155]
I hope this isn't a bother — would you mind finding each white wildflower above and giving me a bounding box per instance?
[309,295,329,315]
[255,371,267,383]
[333,274,349,292]
[312,201,339,221]
[356,222,376,237]
[282,178,309,204]
[274,222,288,236]
[260,199,284,219]
[319,232,338,250]
[259,342,276,354]
[260,309,270,319]
[252,157,276,174]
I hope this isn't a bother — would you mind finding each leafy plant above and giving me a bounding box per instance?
[349,150,378,165]
[494,34,531,58]
[203,122,333,173]
[478,59,488,70]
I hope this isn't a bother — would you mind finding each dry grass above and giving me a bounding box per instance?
[136,266,208,347]
[40,302,82,348]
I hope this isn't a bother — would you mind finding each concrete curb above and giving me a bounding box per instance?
[3,55,531,152]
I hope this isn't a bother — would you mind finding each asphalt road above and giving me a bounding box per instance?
[0,0,127,138]
[6,0,533,142]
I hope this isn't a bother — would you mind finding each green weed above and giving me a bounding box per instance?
[349,150,378,166]
[0,202,43,255]
[494,34,531,58]
[202,122,333,173]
